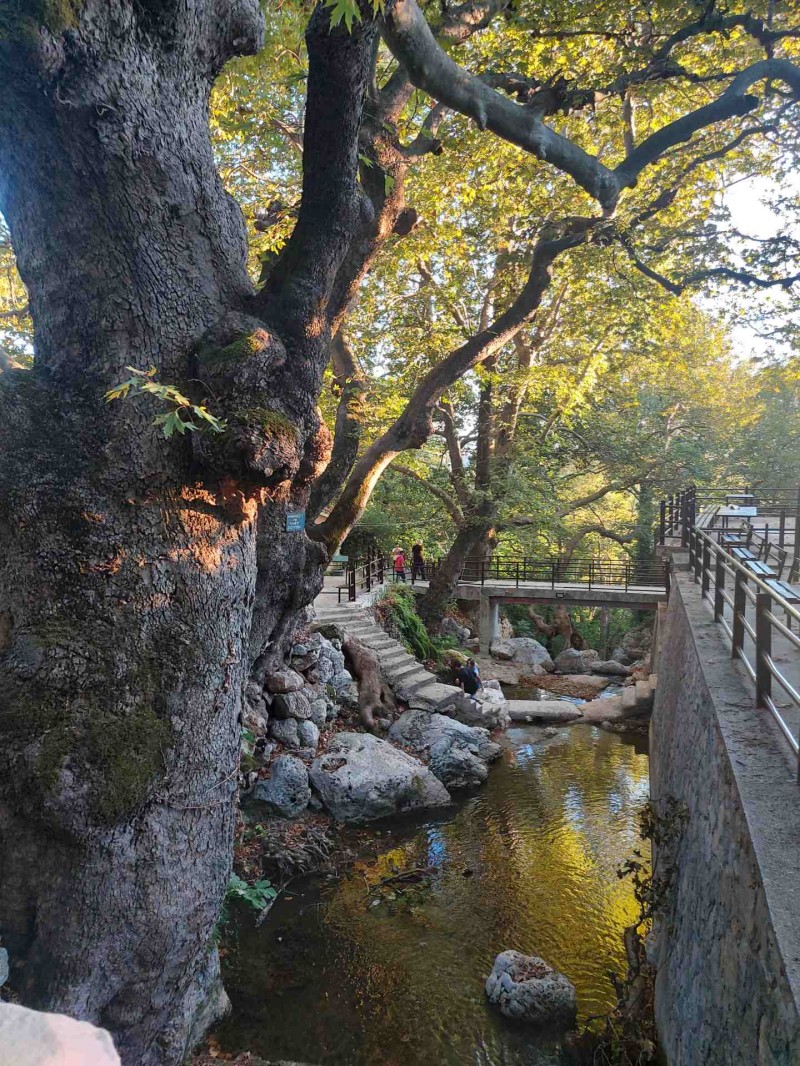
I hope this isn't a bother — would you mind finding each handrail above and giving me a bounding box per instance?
[339,551,386,603]
[431,554,669,592]
[687,525,800,773]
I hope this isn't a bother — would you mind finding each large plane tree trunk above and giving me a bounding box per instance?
[0,5,371,1064]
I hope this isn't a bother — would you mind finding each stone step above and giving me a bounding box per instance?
[407,681,461,712]
[379,643,409,660]
[385,659,424,682]
[622,686,639,711]
[395,669,439,695]
[649,673,658,687]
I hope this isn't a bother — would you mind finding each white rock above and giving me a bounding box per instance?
[507,700,583,723]
[252,754,311,818]
[0,1003,121,1064]
[485,951,577,1026]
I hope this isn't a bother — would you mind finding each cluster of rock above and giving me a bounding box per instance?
[489,637,633,679]
[244,630,355,758]
[251,703,504,824]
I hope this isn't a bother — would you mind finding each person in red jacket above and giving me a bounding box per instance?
[393,547,407,582]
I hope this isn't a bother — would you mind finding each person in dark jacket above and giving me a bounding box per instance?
[455,658,482,696]
[411,543,425,584]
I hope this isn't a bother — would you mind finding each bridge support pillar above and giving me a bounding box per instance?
[479,595,500,654]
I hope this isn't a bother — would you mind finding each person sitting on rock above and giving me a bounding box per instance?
[456,657,482,696]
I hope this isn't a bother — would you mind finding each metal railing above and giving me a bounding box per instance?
[658,485,799,562]
[339,551,386,602]
[687,525,800,772]
[431,554,669,592]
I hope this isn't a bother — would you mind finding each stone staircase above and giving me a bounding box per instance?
[314,600,461,712]
[583,673,658,722]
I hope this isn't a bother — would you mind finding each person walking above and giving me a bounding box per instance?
[411,543,425,584]
[393,547,407,583]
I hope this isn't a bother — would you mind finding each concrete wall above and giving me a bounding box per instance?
[650,574,800,1065]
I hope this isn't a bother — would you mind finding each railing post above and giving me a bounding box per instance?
[551,559,556,590]
[755,592,772,709]
[589,559,593,589]
[694,532,703,582]
[713,549,725,621]
[659,499,666,546]
[701,538,711,597]
[481,559,486,586]
[779,509,786,547]
[731,568,746,660]
[348,564,356,602]
[681,492,689,547]
[668,494,674,533]
[688,526,695,571]
[515,560,520,588]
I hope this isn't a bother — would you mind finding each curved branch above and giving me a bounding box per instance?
[380,0,620,209]
[561,524,635,567]
[615,59,800,189]
[392,464,465,525]
[311,221,592,550]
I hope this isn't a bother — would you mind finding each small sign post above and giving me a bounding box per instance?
[285,510,306,532]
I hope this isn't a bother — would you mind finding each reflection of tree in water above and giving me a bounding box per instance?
[315,729,650,1061]
[220,728,650,1065]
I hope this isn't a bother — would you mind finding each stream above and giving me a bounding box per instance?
[216,719,650,1065]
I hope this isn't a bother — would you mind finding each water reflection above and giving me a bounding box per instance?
[217,724,650,1066]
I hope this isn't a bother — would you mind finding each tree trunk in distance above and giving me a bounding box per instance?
[417,515,495,629]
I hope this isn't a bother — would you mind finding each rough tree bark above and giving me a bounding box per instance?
[0,4,374,1064]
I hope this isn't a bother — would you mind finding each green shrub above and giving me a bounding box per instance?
[374,585,438,661]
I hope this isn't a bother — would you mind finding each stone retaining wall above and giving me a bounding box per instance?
[650,573,800,1065]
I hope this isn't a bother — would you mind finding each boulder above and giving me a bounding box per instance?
[440,616,471,643]
[268,718,300,747]
[309,733,450,824]
[272,690,313,721]
[308,698,328,728]
[621,623,653,660]
[591,659,632,677]
[265,668,306,695]
[329,669,354,697]
[581,696,625,722]
[447,690,510,731]
[485,951,577,1026]
[297,720,320,750]
[491,638,555,670]
[507,700,583,723]
[554,648,599,674]
[534,673,610,699]
[310,657,335,684]
[0,1003,121,1064]
[252,755,311,818]
[389,710,502,790]
[312,621,346,643]
[611,645,633,666]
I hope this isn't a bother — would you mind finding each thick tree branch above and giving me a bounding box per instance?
[380,0,620,209]
[311,220,593,550]
[615,59,800,189]
[256,7,377,332]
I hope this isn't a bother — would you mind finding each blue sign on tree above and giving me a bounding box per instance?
[286,510,306,532]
